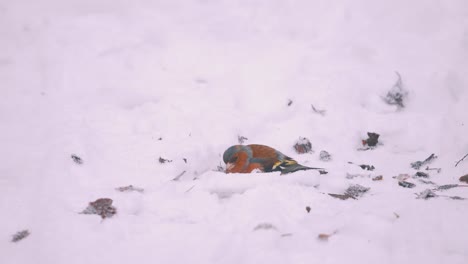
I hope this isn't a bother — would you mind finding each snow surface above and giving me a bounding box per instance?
[1,0,468,263]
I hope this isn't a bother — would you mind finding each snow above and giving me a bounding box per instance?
[1,0,468,263]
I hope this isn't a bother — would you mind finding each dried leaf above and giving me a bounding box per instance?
[372,175,383,181]
[328,193,355,200]
[294,137,313,154]
[11,230,30,243]
[81,198,116,219]
[71,154,83,164]
[115,185,144,193]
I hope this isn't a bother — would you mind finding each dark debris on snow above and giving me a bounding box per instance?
[11,230,30,243]
[81,198,117,219]
[411,154,437,170]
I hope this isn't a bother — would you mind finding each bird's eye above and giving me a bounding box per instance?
[229,156,238,163]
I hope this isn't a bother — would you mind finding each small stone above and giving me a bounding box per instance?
[294,137,313,154]
[362,132,380,147]
[306,206,311,213]
[459,174,468,183]
[319,151,332,161]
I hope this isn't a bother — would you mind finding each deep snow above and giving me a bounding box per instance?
[1,0,468,263]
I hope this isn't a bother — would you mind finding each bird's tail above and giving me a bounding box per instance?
[274,159,323,174]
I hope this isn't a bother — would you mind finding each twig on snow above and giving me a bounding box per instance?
[455,153,468,167]
[311,104,326,116]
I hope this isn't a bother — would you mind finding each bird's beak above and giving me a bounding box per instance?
[226,162,234,172]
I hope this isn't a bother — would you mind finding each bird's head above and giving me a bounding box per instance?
[223,145,246,171]
[223,144,240,162]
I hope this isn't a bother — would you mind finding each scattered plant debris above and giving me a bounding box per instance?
[383,71,407,108]
[425,166,441,173]
[362,132,380,147]
[372,175,383,181]
[416,189,437,200]
[435,184,460,191]
[81,198,116,219]
[459,174,468,183]
[159,157,172,164]
[253,223,278,231]
[11,230,30,243]
[294,137,313,154]
[410,154,437,170]
[172,171,186,181]
[306,206,311,213]
[287,99,293,106]
[319,170,328,175]
[346,173,371,179]
[393,212,400,219]
[115,185,144,193]
[319,151,332,161]
[394,174,410,181]
[398,181,416,188]
[418,179,436,185]
[217,163,225,172]
[317,231,337,241]
[158,137,163,140]
[415,171,429,178]
[455,153,468,167]
[185,185,196,193]
[281,233,293,237]
[183,158,187,163]
[238,135,248,144]
[449,196,465,200]
[71,154,83,165]
[311,104,326,116]
[348,162,375,171]
[328,193,355,200]
[345,184,370,198]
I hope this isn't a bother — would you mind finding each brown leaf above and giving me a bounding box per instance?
[318,233,330,241]
[372,175,383,181]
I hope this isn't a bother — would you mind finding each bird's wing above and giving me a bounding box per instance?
[249,157,281,172]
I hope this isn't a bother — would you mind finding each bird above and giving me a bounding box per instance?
[223,144,323,174]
